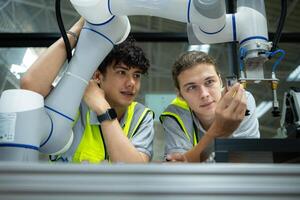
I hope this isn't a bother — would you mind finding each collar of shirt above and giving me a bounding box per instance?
[191,111,206,133]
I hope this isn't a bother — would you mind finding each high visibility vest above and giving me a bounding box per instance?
[159,97,198,146]
[55,102,153,163]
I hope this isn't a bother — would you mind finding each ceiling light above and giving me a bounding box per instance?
[188,44,210,53]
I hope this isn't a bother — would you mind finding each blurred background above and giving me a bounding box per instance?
[0,0,299,160]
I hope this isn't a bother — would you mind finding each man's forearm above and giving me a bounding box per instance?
[101,120,149,163]
[184,132,215,162]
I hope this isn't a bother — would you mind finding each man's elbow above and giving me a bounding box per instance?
[20,76,49,97]
[20,75,32,90]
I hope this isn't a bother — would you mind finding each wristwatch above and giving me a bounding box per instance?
[97,108,117,123]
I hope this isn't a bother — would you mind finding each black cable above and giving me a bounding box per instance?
[271,0,287,52]
[55,0,72,62]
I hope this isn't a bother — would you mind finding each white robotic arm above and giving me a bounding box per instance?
[188,0,271,79]
[40,16,130,154]
[0,0,274,161]
[0,13,131,161]
[73,0,274,85]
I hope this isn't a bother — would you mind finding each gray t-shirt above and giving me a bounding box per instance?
[162,91,260,158]
[61,102,155,162]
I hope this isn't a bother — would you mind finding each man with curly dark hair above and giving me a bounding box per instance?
[21,18,154,163]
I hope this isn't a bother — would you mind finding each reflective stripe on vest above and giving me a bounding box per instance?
[160,97,198,146]
[72,102,152,163]
[123,102,137,137]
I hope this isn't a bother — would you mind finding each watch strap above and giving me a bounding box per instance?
[97,108,117,123]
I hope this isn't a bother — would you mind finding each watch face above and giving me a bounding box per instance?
[108,108,117,120]
[97,108,117,123]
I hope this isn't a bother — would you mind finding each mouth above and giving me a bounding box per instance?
[120,91,135,97]
[200,101,214,108]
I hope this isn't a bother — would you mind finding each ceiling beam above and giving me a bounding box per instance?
[1,32,300,48]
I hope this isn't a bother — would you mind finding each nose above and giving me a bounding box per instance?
[199,85,210,99]
[125,74,135,87]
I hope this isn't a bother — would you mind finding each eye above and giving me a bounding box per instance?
[116,70,126,76]
[186,85,197,92]
[205,79,215,86]
[133,73,142,79]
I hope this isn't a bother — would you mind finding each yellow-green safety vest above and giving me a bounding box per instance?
[159,97,198,146]
[54,101,153,163]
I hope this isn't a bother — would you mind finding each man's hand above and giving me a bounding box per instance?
[165,153,188,162]
[83,80,110,115]
[70,17,85,35]
[208,83,247,138]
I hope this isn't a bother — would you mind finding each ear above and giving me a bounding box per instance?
[92,70,102,84]
[176,88,185,101]
[219,75,224,89]
[219,76,226,95]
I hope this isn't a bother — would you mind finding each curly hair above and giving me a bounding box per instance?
[98,36,150,74]
[172,51,219,89]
